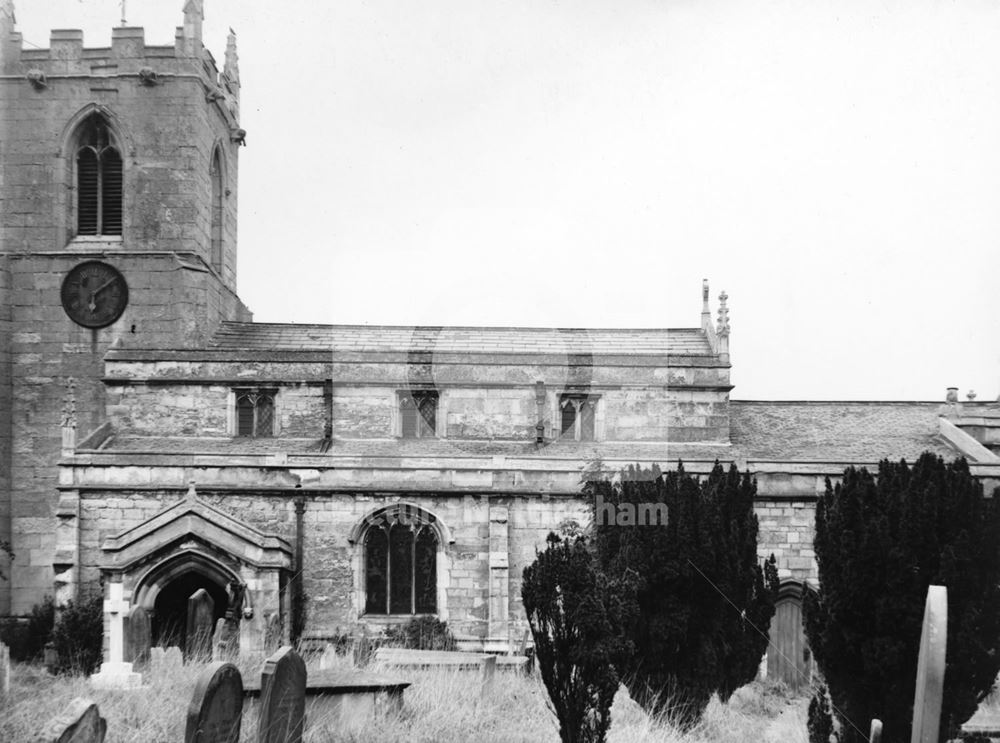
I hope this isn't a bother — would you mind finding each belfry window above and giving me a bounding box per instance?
[364,514,437,615]
[559,394,598,441]
[75,114,122,236]
[235,389,275,437]
[399,391,437,438]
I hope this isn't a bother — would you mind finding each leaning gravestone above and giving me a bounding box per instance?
[911,585,948,743]
[186,589,215,663]
[38,697,107,743]
[259,646,307,743]
[127,606,152,670]
[185,661,243,743]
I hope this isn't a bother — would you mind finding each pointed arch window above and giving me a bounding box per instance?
[210,148,223,272]
[398,391,437,438]
[364,511,438,615]
[235,388,276,437]
[559,394,598,441]
[75,114,122,236]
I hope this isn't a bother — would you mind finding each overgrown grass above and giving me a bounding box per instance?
[0,655,802,743]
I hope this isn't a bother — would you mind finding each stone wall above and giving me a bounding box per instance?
[75,487,588,644]
[444,389,536,440]
[106,382,324,438]
[755,501,817,584]
[0,258,11,612]
[106,374,732,446]
[108,385,230,436]
[332,388,395,439]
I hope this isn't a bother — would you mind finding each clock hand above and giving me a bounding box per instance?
[87,276,120,313]
[92,276,120,296]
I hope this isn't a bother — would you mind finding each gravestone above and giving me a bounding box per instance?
[911,585,948,743]
[0,641,9,701]
[38,697,107,743]
[481,654,497,691]
[186,589,215,663]
[151,645,184,675]
[317,642,339,671]
[517,628,530,656]
[258,646,307,743]
[185,661,243,743]
[869,718,882,743]
[127,606,151,670]
[90,582,142,688]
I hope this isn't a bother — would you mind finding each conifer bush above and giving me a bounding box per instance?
[589,462,779,728]
[522,534,633,743]
[804,453,1000,743]
[384,615,457,650]
[51,592,103,674]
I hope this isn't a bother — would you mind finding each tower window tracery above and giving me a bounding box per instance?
[75,114,122,236]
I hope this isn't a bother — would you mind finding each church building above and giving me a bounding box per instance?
[2,2,999,690]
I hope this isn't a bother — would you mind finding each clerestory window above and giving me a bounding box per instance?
[364,514,438,615]
[235,389,276,437]
[399,391,438,438]
[75,114,122,236]
[559,394,598,442]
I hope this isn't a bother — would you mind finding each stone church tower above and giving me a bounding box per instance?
[0,1,250,613]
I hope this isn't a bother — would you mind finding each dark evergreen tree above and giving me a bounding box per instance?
[590,462,779,728]
[804,453,1000,743]
[807,685,836,743]
[522,534,634,743]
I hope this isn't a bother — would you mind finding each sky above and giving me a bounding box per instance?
[14,0,1000,401]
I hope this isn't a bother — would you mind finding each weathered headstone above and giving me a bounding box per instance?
[186,589,215,663]
[317,642,338,671]
[869,718,882,743]
[0,641,9,700]
[517,628,530,656]
[911,585,948,743]
[38,697,107,743]
[258,646,307,743]
[126,606,151,670]
[150,645,185,681]
[480,654,497,698]
[185,661,243,743]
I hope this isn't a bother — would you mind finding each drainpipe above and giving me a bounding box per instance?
[293,489,306,644]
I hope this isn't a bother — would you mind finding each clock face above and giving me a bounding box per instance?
[60,261,129,329]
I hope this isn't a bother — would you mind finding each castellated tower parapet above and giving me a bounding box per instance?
[1,5,238,104]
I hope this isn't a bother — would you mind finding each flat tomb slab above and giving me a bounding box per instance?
[244,670,410,732]
[244,669,410,697]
